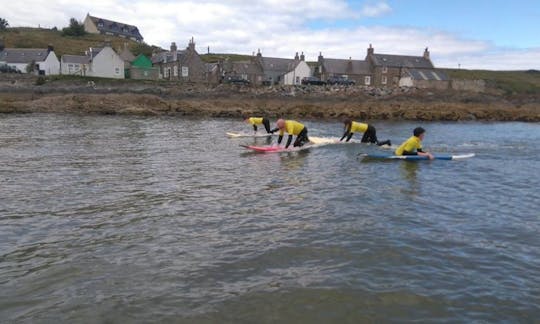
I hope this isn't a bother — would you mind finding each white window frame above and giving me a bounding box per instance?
[381,76,387,85]
[182,66,189,77]
[173,65,178,77]
[382,66,388,73]
[115,67,120,74]
[364,76,371,85]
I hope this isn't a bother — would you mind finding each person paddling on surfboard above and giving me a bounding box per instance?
[339,119,391,146]
[275,119,309,148]
[395,127,434,160]
[244,117,274,134]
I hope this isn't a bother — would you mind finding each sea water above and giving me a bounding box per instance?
[0,114,539,322]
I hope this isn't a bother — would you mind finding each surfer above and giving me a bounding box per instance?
[244,117,274,134]
[395,127,434,160]
[275,119,309,148]
[339,119,391,146]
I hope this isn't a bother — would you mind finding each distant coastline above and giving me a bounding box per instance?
[1,76,539,122]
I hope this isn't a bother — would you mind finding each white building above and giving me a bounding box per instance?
[257,51,312,85]
[0,46,60,75]
[283,60,311,85]
[60,44,124,79]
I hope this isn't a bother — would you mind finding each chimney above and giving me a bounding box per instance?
[423,47,430,59]
[367,44,374,56]
[256,48,262,58]
[318,52,323,63]
[294,52,299,60]
[170,42,177,52]
[300,52,305,61]
[188,37,195,51]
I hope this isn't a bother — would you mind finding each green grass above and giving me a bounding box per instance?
[200,53,255,63]
[445,68,540,95]
[0,27,155,57]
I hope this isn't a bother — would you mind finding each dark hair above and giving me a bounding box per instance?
[343,118,352,126]
[413,127,426,137]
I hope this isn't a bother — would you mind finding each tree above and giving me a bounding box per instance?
[130,42,157,57]
[62,18,86,36]
[0,17,9,30]
[26,60,36,74]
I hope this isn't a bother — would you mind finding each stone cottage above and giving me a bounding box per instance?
[315,53,371,85]
[151,39,206,82]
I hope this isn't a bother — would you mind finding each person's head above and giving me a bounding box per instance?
[413,127,426,139]
[343,118,352,126]
[276,118,285,129]
[242,115,249,123]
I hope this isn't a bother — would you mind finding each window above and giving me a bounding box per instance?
[182,66,189,77]
[115,67,120,74]
[382,66,387,73]
[364,76,371,85]
[173,66,178,76]
[296,76,300,84]
[381,76,387,85]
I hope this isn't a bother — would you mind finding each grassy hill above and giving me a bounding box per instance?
[445,68,540,95]
[0,27,157,57]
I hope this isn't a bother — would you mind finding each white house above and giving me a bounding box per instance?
[60,44,124,79]
[256,51,311,85]
[61,55,90,75]
[283,60,311,85]
[0,46,60,75]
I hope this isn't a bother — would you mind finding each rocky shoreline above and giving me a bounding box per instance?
[1,77,539,121]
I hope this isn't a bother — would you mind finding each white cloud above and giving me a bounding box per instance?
[360,2,392,17]
[2,0,538,70]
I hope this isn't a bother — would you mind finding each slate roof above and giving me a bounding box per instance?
[119,47,136,63]
[228,60,262,75]
[89,15,143,41]
[0,48,53,64]
[405,68,449,81]
[322,58,370,75]
[61,54,90,64]
[87,47,103,59]
[260,57,300,74]
[151,50,189,64]
[370,54,433,69]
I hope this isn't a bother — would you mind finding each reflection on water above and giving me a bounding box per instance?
[400,161,420,196]
[0,115,539,322]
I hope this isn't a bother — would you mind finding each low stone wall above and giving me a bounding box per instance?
[451,79,486,92]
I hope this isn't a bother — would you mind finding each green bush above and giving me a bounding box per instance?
[35,76,46,86]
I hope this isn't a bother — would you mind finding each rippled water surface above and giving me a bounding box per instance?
[1,114,539,322]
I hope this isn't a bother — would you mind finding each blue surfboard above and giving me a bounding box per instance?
[361,153,475,160]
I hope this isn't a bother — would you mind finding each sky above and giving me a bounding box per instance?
[3,0,540,70]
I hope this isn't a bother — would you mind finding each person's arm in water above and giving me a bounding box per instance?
[416,148,434,160]
[253,124,257,133]
[339,130,350,141]
[270,127,279,133]
[339,123,352,141]
[285,135,293,148]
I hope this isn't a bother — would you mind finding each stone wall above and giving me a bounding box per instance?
[130,67,159,80]
[413,80,451,90]
[451,79,486,92]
